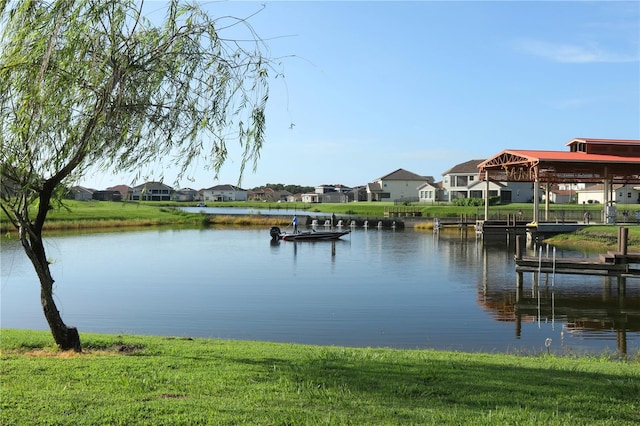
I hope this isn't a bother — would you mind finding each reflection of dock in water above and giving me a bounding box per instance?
[514,289,640,355]
[475,229,639,355]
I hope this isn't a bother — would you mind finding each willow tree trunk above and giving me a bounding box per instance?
[20,225,81,352]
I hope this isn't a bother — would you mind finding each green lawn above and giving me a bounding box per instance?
[2,329,639,425]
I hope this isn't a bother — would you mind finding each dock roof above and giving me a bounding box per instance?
[478,139,640,184]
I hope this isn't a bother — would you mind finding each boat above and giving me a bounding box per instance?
[270,226,350,241]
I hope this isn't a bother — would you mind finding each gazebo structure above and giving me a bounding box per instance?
[477,138,640,223]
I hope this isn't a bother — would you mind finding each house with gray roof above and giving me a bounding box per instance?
[442,159,534,203]
[202,184,248,202]
[366,168,434,202]
[441,159,485,201]
[129,182,173,201]
[69,185,94,201]
[173,187,199,202]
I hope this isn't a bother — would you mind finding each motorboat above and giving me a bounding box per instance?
[270,226,350,241]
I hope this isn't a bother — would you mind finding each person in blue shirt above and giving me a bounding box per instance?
[292,215,298,233]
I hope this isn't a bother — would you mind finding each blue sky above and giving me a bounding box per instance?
[83,1,639,190]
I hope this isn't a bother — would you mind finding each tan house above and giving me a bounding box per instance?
[129,182,173,201]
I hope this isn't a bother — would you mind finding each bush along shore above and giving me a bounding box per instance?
[1,329,639,425]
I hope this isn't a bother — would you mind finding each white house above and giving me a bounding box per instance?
[441,159,484,201]
[201,184,248,202]
[467,180,505,200]
[543,189,573,204]
[577,183,640,205]
[417,182,439,203]
[442,159,534,202]
[301,192,319,203]
[366,168,434,202]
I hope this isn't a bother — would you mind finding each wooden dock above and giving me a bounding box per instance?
[432,215,477,230]
[514,228,640,278]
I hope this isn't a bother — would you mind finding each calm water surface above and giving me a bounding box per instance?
[1,227,638,354]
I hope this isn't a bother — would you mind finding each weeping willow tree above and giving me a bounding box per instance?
[0,0,272,351]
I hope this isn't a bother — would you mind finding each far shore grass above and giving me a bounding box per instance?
[2,329,639,425]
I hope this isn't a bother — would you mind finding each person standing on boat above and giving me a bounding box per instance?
[292,215,298,233]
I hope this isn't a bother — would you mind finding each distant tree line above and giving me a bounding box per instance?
[255,183,315,194]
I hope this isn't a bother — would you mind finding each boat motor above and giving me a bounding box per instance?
[270,226,282,241]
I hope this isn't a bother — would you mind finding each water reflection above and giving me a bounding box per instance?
[1,227,638,355]
[468,231,639,355]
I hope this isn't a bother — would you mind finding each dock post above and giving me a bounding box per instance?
[515,235,523,261]
[516,272,523,301]
[618,276,626,296]
[515,236,523,297]
[618,227,628,255]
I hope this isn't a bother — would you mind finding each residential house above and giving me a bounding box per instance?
[311,184,353,203]
[349,186,368,202]
[173,187,199,202]
[577,183,640,205]
[301,192,319,203]
[92,190,122,201]
[69,186,94,201]
[366,168,435,202]
[441,159,484,201]
[106,185,131,201]
[543,189,574,204]
[442,159,534,202]
[201,184,248,202]
[285,193,303,203]
[321,191,351,203]
[541,183,583,204]
[248,187,288,202]
[278,190,293,202]
[417,181,439,203]
[315,184,352,194]
[129,182,173,201]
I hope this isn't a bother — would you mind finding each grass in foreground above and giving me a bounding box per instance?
[1,329,639,425]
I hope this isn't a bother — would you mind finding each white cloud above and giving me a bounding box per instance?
[515,39,638,63]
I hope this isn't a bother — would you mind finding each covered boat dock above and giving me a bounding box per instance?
[477,138,640,226]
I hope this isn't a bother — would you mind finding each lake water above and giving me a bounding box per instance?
[1,227,638,355]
